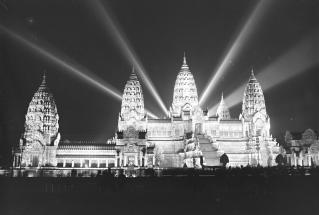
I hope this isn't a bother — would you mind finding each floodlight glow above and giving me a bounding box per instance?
[90,0,168,116]
[209,31,319,114]
[145,109,158,119]
[0,25,159,119]
[199,0,271,106]
[0,25,122,101]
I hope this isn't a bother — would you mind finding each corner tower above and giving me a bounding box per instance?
[17,74,60,167]
[23,74,60,146]
[171,54,199,118]
[241,69,270,137]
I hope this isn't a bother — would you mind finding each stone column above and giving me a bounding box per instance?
[298,157,302,166]
[97,160,100,168]
[115,154,118,167]
[63,160,66,168]
[13,156,16,167]
[124,156,127,166]
[139,155,142,167]
[308,155,312,166]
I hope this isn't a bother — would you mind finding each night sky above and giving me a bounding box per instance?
[1,0,319,164]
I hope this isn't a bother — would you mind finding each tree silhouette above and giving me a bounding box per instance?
[220,153,229,167]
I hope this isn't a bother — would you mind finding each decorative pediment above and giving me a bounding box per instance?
[123,126,139,139]
[124,143,139,153]
[252,110,267,122]
[26,140,44,151]
[254,118,265,129]
[182,103,192,111]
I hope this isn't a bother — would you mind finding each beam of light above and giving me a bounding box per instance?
[0,25,122,100]
[199,0,272,106]
[89,0,168,116]
[0,25,159,119]
[144,109,158,119]
[209,31,319,114]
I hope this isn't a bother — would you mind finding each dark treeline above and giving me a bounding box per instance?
[1,166,319,215]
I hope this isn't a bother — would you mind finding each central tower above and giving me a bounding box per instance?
[171,55,199,118]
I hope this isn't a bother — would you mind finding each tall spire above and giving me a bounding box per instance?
[242,68,267,118]
[216,92,230,119]
[121,67,145,122]
[250,68,256,81]
[129,66,138,80]
[42,71,46,83]
[181,52,189,70]
[39,71,48,90]
[172,53,198,117]
[24,73,59,145]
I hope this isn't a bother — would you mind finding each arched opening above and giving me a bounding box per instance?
[31,156,39,167]
[275,154,285,166]
[255,119,264,136]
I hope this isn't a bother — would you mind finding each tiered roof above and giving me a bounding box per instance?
[120,67,145,121]
[24,74,59,145]
[242,69,267,118]
[171,54,199,115]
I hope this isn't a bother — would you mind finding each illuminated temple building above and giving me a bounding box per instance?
[13,56,282,169]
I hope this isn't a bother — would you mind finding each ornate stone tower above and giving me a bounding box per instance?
[171,54,200,118]
[116,68,150,168]
[118,67,147,133]
[17,74,60,167]
[216,93,231,120]
[241,69,278,166]
[242,69,270,137]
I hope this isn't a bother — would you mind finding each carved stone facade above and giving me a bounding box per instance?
[281,129,319,166]
[13,56,281,169]
[120,56,279,168]
[13,74,60,167]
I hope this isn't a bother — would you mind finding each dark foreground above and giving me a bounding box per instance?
[1,172,319,215]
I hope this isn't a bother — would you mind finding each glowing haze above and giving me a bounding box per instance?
[199,0,272,106]
[209,31,319,114]
[90,0,168,116]
[0,25,158,119]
